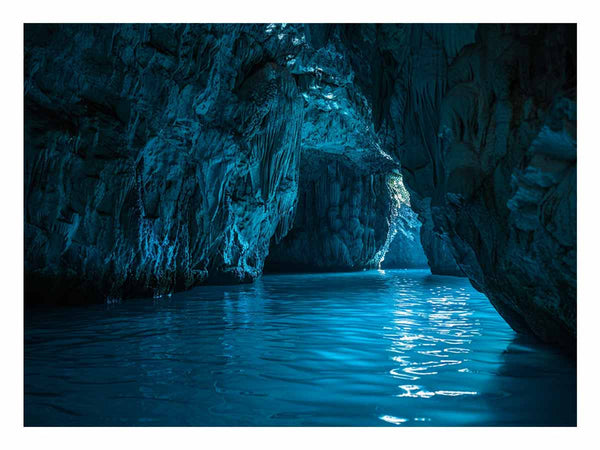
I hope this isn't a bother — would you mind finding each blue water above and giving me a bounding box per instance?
[24,269,576,426]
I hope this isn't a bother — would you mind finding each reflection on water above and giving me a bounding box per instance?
[24,269,576,426]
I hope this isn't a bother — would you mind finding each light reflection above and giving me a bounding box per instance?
[24,269,573,426]
[385,278,481,400]
[396,385,477,398]
[379,415,408,425]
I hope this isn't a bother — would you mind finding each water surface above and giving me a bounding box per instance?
[24,269,576,426]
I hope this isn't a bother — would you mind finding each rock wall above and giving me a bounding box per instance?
[265,156,394,272]
[265,37,398,271]
[361,24,576,351]
[25,24,307,304]
[431,25,575,352]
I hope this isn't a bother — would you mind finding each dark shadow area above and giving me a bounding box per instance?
[483,335,576,426]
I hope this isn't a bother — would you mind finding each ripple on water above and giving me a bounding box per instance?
[24,269,576,426]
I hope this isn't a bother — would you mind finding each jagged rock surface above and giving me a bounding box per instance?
[380,203,428,270]
[426,25,576,352]
[265,40,398,271]
[25,24,307,303]
[347,24,576,351]
[266,156,394,272]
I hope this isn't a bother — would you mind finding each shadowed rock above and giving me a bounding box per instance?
[363,24,576,352]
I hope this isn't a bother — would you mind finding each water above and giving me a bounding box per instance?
[24,269,576,426]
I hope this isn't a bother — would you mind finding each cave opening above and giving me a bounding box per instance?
[264,169,431,274]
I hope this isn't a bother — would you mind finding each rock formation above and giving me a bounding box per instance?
[357,24,576,351]
[265,38,397,271]
[380,198,428,270]
[24,24,576,354]
[428,24,576,352]
[25,24,307,303]
[418,207,464,276]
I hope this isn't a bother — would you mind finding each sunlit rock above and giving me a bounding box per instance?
[379,177,428,269]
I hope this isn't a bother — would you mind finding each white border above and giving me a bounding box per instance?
[7,0,587,23]
[2,1,598,448]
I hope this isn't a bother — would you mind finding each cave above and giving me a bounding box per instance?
[23,23,576,427]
